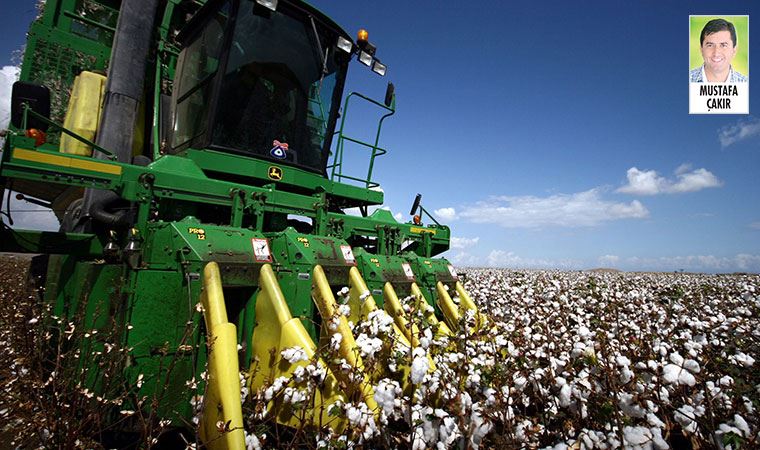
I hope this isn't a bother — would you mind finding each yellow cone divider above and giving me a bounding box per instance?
[455,281,486,330]
[410,283,452,337]
[382,282,422,347]
[311,265,379,412]
[436,281,462,331]
[199,262,246,450]
[249,264,347,432]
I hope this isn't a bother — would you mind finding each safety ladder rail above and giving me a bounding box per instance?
[328,91,394,189]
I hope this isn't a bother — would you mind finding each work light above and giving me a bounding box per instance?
[371,60,386,76]
[255,0,277,11]
[337,36,353,53]
[359,51,373,66]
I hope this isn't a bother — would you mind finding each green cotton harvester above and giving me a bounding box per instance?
[0,0,483,447]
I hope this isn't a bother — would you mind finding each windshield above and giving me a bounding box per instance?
[209,1,347,174]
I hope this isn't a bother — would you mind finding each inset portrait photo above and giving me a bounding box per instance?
[689,15,749,114]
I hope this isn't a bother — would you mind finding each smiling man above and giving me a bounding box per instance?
[689,18,747,83]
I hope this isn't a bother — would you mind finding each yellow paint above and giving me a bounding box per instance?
[410,227,436,235]
[312,265,378,412]
[199,262,246,450]
[383,282,421,347]
[249,264,347,431]
[436,281,462,331]
[456,281,486,330]
[13,148,122,175]
[59,71,106,156]
[410,283,452,337]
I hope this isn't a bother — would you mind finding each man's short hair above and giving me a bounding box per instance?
[700,18,737,47]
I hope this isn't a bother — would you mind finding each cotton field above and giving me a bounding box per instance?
[1,255,758,449]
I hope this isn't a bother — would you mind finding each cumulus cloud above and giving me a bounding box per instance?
[598,255,620,266]
[1,66,20,135]
[1,191,60,231]
[625,254,760,273]
[450,236,479,249]
[487,250,582,269]
[434,207,457,221]
[718,116,760,148]
[617,166,721,195]
[458,188,648,228]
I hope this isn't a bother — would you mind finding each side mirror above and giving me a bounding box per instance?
[384,82,395,108]
[11,81,51,131]
[409,193,421,215]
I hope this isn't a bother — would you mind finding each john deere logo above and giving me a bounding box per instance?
[268,166,283,181]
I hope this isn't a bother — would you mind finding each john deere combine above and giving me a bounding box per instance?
[0,0,480,446]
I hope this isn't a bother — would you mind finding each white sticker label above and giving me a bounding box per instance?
[447,264,458,279]
[340,245,356,265]
[402,262,415,280]
[252,238,272,262]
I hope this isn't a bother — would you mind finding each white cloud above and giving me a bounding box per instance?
[598,254,620,266]
[434,207,457,221]
[344,204,404,222]
[617,166,721,195]
[458,188,648,228]
[718,116,760,148]
[749,222,760,230]
[450,236,479,249]
[1,66,20,136]
[447,251,481,266]
[1,191,59,231]
[486,250,582,269]
[625,254,760,273]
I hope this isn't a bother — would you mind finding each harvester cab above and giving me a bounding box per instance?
[0,0,484,446]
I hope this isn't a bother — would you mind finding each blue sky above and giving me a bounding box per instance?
[2,1,760,273]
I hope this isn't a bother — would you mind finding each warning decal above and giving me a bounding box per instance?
[252,238,272,262]
[402,262,415,280]
[340,245,356,265]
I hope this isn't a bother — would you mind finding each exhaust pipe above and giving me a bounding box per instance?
[76,0,159,231]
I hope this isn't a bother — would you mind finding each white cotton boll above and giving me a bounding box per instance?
[619,393,645,418]
[359,290,371,301]
[411,348,429,384]
[662,363,696,386]
[330,332,342,351]
[731,352,755,367]
[355,333,383,359]
[682,359,700,373]
[558,384,572,407]
[619,366,634,384]
[616,355,632,367]
[367,309,394,335]
[513,374,528,391]
[674,405,698,434]
[338,304,351,317]
[374,378,401,419]
[647,412,665,428]
[281,346,308,363]
[733,414,751,437]
[669,352,684,366]
[245,431,262,450]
